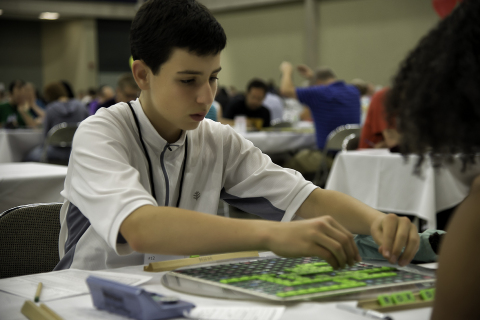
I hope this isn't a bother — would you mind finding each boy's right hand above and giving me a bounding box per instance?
[265,216,361,269]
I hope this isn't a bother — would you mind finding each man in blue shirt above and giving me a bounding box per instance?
[279,62,360,149]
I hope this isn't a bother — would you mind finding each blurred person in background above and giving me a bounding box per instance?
[280,63,361,150]
[91,73,140,114]
[24,81,89,162]
[88,85,115,115]
[24,82,46,124]
[358,87,400,149]
[81,87,97,106]
[0,80,43,129]
[224,78,271,128]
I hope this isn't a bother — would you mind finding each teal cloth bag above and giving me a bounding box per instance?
[354,229,446,263]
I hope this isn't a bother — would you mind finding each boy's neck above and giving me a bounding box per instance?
[139,95,182,143]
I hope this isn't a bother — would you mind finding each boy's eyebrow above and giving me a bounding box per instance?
[177,67,222,75]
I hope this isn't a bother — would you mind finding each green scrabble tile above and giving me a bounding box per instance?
[419,288,435,301]
[391,291,415,304]
[377,294,394,306]
[404,291,416,302]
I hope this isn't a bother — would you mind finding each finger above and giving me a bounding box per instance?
[327,218,361,265]
[309,245,340,270]
[381,214,399,261]
[314,233,347,269]
[398,226,420,266]
[321,227,356,267]
[391,217,412,264]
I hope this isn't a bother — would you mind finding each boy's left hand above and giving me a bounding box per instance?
[370,213,420,266]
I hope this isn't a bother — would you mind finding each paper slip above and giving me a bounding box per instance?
[186,306,285,320]
[0,269,151,301]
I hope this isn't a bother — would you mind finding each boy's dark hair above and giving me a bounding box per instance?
[247,79,268,94]
[386,0,480,172]
[130,0,226,75]
[9,80,25,94]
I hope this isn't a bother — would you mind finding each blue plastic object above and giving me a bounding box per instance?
[86,276,195,320]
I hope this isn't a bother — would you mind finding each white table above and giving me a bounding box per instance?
[241,122,316,154]
[0,263,432,320]
[0,162,67,213]
[0,129,43,163]
[325,149,480,229]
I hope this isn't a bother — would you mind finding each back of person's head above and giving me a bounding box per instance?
[115,73,140,102]
[386,0,480,169]
[44,82,68,103]
[315,67,336,83]
[87,87,97,97]
[246,79,268,94]
[351,78,369,96]
[130,0,227,75]
[117,73,139,92]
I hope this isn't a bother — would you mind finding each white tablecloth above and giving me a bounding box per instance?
[326,149,480,229]
[0,162,67,213]
[0,263,432,320]
[0,129,43,163]
[241,123,316,154]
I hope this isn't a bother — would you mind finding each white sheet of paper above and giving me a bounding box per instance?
[0,269,151,301]
[187,306,285,320]
[416,262,438,269]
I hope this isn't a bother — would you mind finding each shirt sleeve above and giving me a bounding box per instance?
[295,86,322,108]
[219,125,318,222]
[62,115,157,255]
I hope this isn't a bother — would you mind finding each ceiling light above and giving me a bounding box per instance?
[39,12,59,20]
[0,9,3,16]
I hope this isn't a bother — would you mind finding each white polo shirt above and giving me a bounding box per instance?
[56,99,318,270]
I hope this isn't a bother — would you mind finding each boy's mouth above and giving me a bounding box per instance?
[190,113,206,121]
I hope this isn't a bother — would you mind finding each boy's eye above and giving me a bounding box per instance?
[209,77,219,82]
[180,79,195,84]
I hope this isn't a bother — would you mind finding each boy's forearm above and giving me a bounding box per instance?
[296,188,382,235]
[120,205,272,255]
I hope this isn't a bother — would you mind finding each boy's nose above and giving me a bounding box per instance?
[196,82,215,106]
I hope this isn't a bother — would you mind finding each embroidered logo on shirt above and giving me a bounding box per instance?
[193,191,201,200]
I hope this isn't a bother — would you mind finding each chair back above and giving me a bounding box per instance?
[342,133,360,151]
[0,203,62,279]
[313,124,361,187]
[41,122,79,164]
[323,124,362,152]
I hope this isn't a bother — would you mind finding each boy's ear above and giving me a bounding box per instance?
[132,60,150,90]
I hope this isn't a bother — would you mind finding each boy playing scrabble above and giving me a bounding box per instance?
[55,0,419,271]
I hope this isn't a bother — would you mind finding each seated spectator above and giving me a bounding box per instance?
[24,81,89,163]
[24,82,46,125]
[91,73,140,114]
[223,79,271,128]
[214,86,230,113]
[0,80,43,129]
[263,91,284,124]
[358,87,400,149]
[89,85,115,115]
[384,1,480,318]
[279,63,361,150]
